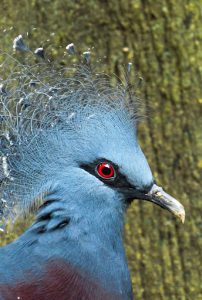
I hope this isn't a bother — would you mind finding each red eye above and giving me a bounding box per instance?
[97,162,115,179]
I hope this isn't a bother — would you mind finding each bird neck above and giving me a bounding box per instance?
[22,193,132,298]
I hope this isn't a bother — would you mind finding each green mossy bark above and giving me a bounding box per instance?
[0,1,202,299]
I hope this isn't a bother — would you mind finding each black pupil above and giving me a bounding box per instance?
[102,165,111,175]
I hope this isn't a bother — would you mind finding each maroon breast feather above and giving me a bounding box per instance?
[0,260,123,300]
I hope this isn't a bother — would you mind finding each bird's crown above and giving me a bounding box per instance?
[0,50,149,226]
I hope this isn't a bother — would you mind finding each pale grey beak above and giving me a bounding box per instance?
[147,184,185,223]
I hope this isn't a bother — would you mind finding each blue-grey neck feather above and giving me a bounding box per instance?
[0,62,153,298]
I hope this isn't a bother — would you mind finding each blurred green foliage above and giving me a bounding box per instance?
[0,0,202,299]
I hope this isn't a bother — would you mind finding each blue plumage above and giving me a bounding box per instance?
[0,61,185,299]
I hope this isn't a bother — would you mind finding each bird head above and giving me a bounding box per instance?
[0,65,185,226]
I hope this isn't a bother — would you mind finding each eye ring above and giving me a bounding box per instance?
[96,162,116,179]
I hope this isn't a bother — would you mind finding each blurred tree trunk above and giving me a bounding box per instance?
[0,0,202,299]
